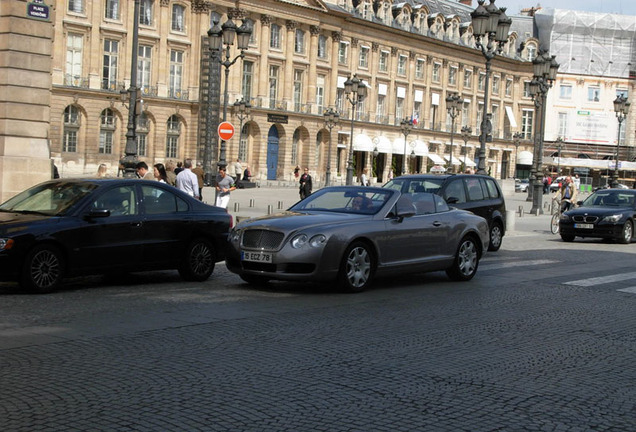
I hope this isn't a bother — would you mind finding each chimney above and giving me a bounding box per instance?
[459,0,472,5]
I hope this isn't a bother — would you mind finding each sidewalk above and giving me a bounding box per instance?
[201,185,558,234]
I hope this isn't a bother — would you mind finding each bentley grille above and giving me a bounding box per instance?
[242,229,285,250]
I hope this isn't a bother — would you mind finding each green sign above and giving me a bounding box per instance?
[577,110,590,115]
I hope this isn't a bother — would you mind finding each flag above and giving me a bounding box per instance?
[411,113,419,126]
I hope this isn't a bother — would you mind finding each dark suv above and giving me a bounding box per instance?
[383,174,506,251]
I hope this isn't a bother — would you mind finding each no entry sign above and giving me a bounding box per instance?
[217,121,235,141]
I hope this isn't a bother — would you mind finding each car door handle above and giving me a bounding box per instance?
[130,221,143,227]
[432,221,442,227]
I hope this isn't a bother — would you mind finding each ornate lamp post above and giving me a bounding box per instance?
[343,74,368,185]
[528,50,559,214]
[119,0,141,178]
[512,132,522,178]
[470,0,512,175]
[208,17,252,170]
[233,98,251,163]
[610,95,630,188]
[323,108,340,186]
[400,117,413,175]
[445,93,462,173]
[461,126,472,170]
[555,136,563,177]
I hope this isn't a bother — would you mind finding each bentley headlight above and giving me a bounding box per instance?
[290,233,308,249]
[602,214,622,223]
[229,229,241,243]
[0,238,14,250]
[309,234,326,248]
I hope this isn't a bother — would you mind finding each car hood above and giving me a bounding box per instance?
[0,212,58,233]
[566,206,630,216]
[236,211,369,231]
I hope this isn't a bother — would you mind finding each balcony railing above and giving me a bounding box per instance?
[139,86,158,97]
[168,89,189,100]
[102,80,125,92]
[64,74,89,88]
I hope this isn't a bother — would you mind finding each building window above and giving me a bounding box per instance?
[63,106,80,153]
[616,89,628,98]
[413,101,422,124]
[396,97,404,121]
[526,44,537,61]
[268,65,279,108]
[376,94,386,122]
[68,0,84,13]
[102,39,119,90]
[66,33,83,83]
[316,75,325,113]
[318,35,327,59]
[379,51,389,72]
[492,75,500,95]
[291,130,299,165]
[137,45,152,91]
[523,81,531,98]
[359,46,369,69]
[294,29,305,54]
[397,54,407,76]
[449,66,458,86]
[558,112,568,137]
[140,0,154,26]
[336,88,344,113]
[478,72,486,91]
[559,84,572,99]
[588,87,600,102]
[464,68,473,89]
[521,109,534,140]
[432,63,441,83]
[462,101,470,127]
[242,61,253,101]
[166,115,180,159]
[338,41,349,65]
[171,4,185,32]
[415,59,425,79]
[99,109,116,154]
[136,113,149,157]
[293,69,304,112]
[105,0,119,20]
[270,24,281,49]
[169,50,183,98]
[505,78,512,97]
[239,124,248,162]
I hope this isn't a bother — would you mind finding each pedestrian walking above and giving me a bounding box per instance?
[215,166,236,208]
[136,161,154,180]
[299,167,312,200]
[192,162,205,200]
[176,159,200,200]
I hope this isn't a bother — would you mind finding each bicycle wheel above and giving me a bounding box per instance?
[550,213,560,234]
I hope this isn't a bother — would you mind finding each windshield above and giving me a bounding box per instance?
[290,188,393,215]
[582,191,636,207]
[0,181,97,216]
[383,177,444,194]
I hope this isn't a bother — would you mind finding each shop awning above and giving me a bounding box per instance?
[444,155,461,166]
[353,134,373,151]
[427,154,445,164]
[392,137,410,155]
[412,139,428,156]
[517,150,533,165]
[372,136,392,153]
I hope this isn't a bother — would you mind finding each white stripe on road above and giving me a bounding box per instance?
[479,259,557,271]
[565,272,636,287]
[617,286,636,294]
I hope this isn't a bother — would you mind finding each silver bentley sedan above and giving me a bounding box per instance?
[226,186,490,292]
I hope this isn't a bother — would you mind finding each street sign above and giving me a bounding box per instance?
[217,121,235,141]
[27,1,50,20]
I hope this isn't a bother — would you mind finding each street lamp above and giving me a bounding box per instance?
[446,93,462,173]
[512,132,522,178]
[461,125,472,170]
[528,50,559,213]
[400,117,413,175]
[610,95,630,188]
[555,136,563,177]
[470,0,512,175]
[119,0,141,178]
[208,17,252,170]
[343,74,368,185]
[234,98,251,163]
[323,108,340,186]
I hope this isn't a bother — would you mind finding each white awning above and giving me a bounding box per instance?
[444,155,462,166]
[353,134,373,151]
[427,154,445,164]
[463,158,477,167]
[397,86,406,98]
[412,139,428,156]
[517,150,533,165]
[373,135,392,153]
[392,137,409,154]
[505,106,518,128]
[431,93,440,106]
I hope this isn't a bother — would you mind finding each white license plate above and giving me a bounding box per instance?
[574,223,594,229]
[241,251,272,263]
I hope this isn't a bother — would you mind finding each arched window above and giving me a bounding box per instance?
[63,105,80,153]
[166,115,180,159]
[99,108,116,154]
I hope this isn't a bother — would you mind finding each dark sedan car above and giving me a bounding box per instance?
[559,189,636,243]
[226,186,489,292]
[0,179,232,293]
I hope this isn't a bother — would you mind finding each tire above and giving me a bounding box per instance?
[240,274,269,285]
[488,221,503,251]
[20,244,65,294]
[337,241,374,293]
[178,239,215,281]
[446,236,479,281]
[550,213,560,234]
[560,234,575,242]
[617,220,633,244]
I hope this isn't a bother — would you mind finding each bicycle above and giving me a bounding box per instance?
[550,195,561,234]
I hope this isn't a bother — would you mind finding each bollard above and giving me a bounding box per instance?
[249,198,255,208]
[518,205,524,217]
[278,200,283,209]
[233,202,240,212]
[267,204,273,215]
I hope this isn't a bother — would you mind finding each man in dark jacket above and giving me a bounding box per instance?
[299,168,312,200]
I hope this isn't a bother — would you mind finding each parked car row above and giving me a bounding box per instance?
[1,173,508,293]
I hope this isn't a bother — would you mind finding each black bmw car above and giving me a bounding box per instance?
[559,189,636,244]
[0,179,232,293]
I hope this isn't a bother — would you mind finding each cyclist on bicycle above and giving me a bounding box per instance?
[557,176,578,213]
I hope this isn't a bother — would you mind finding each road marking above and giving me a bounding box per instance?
[479,259,557,271]
[564,272,636,287]
[617,286,636,294]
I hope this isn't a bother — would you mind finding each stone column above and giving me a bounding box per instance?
[282,20,298,107]
[257,15,272,107]
[306,25,320,110]
[0,0,54,201]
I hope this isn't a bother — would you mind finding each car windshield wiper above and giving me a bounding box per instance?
[11,209,52,216]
